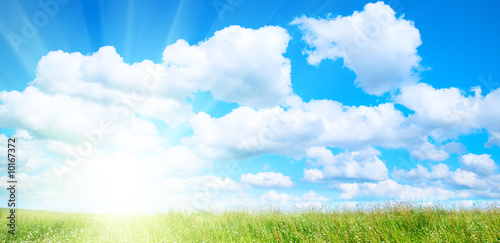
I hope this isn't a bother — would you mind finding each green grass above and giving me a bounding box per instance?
[1,205,499,242]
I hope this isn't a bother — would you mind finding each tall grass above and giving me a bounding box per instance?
[1,205,499,242]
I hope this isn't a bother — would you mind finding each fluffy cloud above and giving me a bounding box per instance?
[302,190,330,202]
[0,88,166,154]
[0,87,113,143]
[185,105,322,160]
[337,179,457,200]
[163,25,292,108]
[390,157,500,199]
[480,89,500,146]
[392,164,450,181]
[451,169,487,188]
[187,99,422,160]
[303,100,420,149]
[261,190,301,205]
[33,47,194,127]
[303,146,389,182]
[241,172,293,188]
[397,83,500,146]
[411,142,449,161]
[397,83,481,132]
[460,153,497,176]
[292,1,422,95]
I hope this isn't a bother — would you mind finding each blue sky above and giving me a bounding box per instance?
[0,0,499,212]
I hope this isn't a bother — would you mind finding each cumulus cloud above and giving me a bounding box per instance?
[261,190,301,205]
[302,190,330,202]
[186,99,422,160]
[460,153,497,176]
[451,169,487,188]
[396,83,481,133]
[185,105,322,160]
[337,179,457,200]
[241,172,293,188]
[33,47,194,127]
[397,83,500,146]
[292,1,422,95]
[303,146,389,182]
[411,142,449,161]
[392,164,450,181]
[163,25,292,108]
[390,158,500,199]
[0,88,164,152]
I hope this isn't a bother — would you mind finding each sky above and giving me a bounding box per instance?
[0,0,499,213]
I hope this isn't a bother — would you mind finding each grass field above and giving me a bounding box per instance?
[1,205,499,242]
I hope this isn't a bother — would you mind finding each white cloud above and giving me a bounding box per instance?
[186,99,422,161]
[451,169,487,188]
[391,160,500,199]
[163,25,292,108]
[241,172,293,188]
[337,179,457,200]
[292,1,422,95]
[397,83,481,133]
[0,87,110,142]
[261,190,301,205]
[302,190,330,202]
[397,83,500,146]
[185,105,322,160]
[0,87,166,154]
[411,142,449,161]
[303,100,421,149]
[303,146,389,182]
[303,169,323,182]
[392,163,450,181]
[33,47,194,127]
[460,153,497,175]
[481,89,500,146]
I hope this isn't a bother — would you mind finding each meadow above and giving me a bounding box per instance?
[1,204,499,242]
